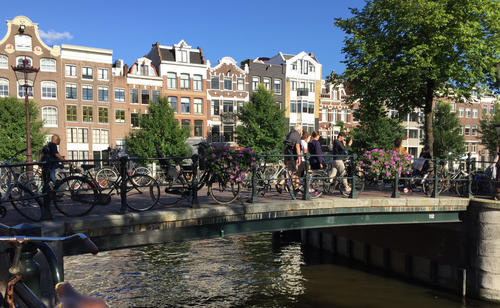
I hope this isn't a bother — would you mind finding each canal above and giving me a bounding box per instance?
[65,233,500,308]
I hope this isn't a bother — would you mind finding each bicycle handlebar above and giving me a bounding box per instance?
[0,233,99,255]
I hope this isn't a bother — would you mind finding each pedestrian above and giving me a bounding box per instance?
[308,131,324,170]
[393,137,409,156]
[277,124,302,193]
[298,131,311,177]
[44,135,65,183]
[330,132,352,193]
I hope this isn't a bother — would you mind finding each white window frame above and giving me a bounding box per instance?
[263,78,271,90]
[274,79,281,95]
[65,64,77,78]
[0,78,9,97]
[42,106,58,127]
[252,77,259,90]
[193,75,202,91]
[114,88,125,102]
[472,108,478,118]
[458,107,464,118]
[167,72,177,89]
[180,50,188,63]
[17,82,33,98]
[181,97,190,114]
[97,68,109,81]
[0,55,8,69]
[224,77,232,90]
[82,66,93,80]
[82,85,93,101]
[15,35,32,51]
[194,98,203,114]
[41,81,57,100]
[40,58,56,72]
[98,86,109,102]
[465,108,471,118]
[237,78,244,91]
[180,73,190,90]
[65,83,77,100]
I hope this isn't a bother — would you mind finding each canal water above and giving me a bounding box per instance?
[65,233,500,308]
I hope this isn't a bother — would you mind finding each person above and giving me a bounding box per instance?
[297,131,311,177]
[331,132,352,193]
[47,135,65,183]
[393,137,409,156]
[308,131,325,170]
[56,282,108,308]
[419,145,432,174]
[277,124,302,193]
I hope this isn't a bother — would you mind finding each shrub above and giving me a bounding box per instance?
[203,146,256,182]
[358,149,412,179]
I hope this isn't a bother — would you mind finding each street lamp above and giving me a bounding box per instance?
[12,58,39,164]
[495,124,500,200]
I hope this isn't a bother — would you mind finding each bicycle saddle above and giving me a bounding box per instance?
[56,282,108,308]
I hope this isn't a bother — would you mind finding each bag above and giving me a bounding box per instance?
[283,131,298,159]
[38,144,50,162]
[412,158,425,171]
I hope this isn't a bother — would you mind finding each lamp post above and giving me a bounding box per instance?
[495,124,500,200]
[12,58,39,164]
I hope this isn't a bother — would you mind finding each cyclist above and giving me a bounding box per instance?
[41,134,65,184]
[330,132,352,194]
[56,282,108,308]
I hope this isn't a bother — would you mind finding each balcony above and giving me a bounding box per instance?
[297,88,309,96]
[221,112,237,124]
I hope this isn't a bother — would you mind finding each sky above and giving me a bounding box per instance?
[1,0,366,78]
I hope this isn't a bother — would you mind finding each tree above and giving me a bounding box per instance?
[433,102,465,158]
[350,103,405,154]
[335,0,499,157]
[235,84,288,153]
[0,97,44,161]
[125,97,190,158]
[479,102,500,155]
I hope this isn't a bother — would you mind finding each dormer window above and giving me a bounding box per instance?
[140,63,148,76]
[180,50,188,63]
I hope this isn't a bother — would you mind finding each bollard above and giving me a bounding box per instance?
[119,156,128,214]
[190,154,200,208]
[303,153,311,200]
[40,162,53,221]
[249,154,259,203]
[431,157,440,198]
[466,153,472,198]
[391,173,400,198]
[350,154,358,199]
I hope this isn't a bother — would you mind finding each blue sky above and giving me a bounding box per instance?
[1,0,366,77]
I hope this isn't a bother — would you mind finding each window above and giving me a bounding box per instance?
[40,59,56,72]
[211,76,220,89]
[223,125,234,142]
[465,125,470,136]
[309,82,315,92]
[152,90,159,103]
[191,120,203,137]
[65,64,76,77]
[330,109,337,122]
[490,105,495,115]
[321,109,327,122]
[42,106,58,127]
[114,88,125,102]
[180,50,188,63]
[0,55,7,69]
[274,79,281,94]
[141,89,149,104]
[223,101,234,113]
[483,104,488,115]
[459,126,463,135]
[0,79,8,97]
[308,102,314,114]
[82,85,93,101]
[192,98,203,114]
[180,74,190,90]
[212,100,220,115]
[168,96,177,112]
[473,108,478,118]
[181,98,190,113]
[224,77,232,90]
[98,86,108,102]
[131,113,139,127]
[115,110,125,123]
[450,103,456,112]
[340,109,348,122]
[471,143,477,153]
[98,107,108,123]
[98,68,108,81]
[41,81,57,99]
[93,129,109,145]
[18,83,33,98]
[116,139,126,150]
[263,78,271,90]
[130,88,138,104]
[167,72,177,89]
[16,57,32,67]
[66,105,77,122]
[290,100,297,113]
[67,128,88,143]
[252,77,259,90]
[181,119,191,134]
[237,78,244,91]
[82,106,93,122]
[66,83,77,99]
[408,129,419,139]
[193,75,202,91]
[472,125,478,136]
[291,81,297,91]
[15,35,31,51]
[458,107,464,117]
[140,63,148,76]
[292,62,297,70]
[465,108,471,118]
[82,67,93,80]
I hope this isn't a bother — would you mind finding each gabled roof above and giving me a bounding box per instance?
[160,48,175,61]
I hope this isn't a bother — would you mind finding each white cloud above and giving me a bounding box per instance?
[39,29,73,43]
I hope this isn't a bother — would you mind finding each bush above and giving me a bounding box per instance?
[203,146,256,182]
[358,149,412,179]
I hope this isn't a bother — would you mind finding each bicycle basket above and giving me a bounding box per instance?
[165,164,179,180]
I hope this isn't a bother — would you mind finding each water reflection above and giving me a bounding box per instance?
[64,233,500,308]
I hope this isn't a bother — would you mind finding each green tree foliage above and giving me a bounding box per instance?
[235,84,288,153]
[125,97,190,158]
[334,0,499,156]
[479,102,500,155]
[0,97,44,161]
[350,103,405,154]
[433,102,465,158]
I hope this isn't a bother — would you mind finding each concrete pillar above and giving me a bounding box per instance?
[466,200,500,302]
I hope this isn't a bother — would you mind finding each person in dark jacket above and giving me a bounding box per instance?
[330,131,352,193]
[308,131,325,170]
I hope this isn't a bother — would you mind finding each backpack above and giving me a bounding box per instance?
[38,144,50,162]
[283,131,298,158]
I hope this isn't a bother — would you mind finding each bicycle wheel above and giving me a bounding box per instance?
[160,176,187,206]
[126,174,160,211]
[309,175,324,199]
[18,170,43,193]
[10,183,43,222]
[96,167,118,188]
[454,175,468,196]
[133,166,152,176]
[53,176,98,217]
[282,169,297,200]
[354,173,365,194]
[208,178,241,205]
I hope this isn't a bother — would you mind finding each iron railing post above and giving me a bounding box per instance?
[303,153,311,200]
[431,157,440,198]
[40,162,53,221]
[249,154,259,203]
[466,153,472,198]
[350,154,358,199]
[191,154,200,208]
[392,172,400,198]
[119,155,128,214]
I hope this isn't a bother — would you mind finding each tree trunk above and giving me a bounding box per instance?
[423,80,435,158]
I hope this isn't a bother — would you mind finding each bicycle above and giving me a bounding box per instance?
[322,158,365,197]
[0,223,99,308]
